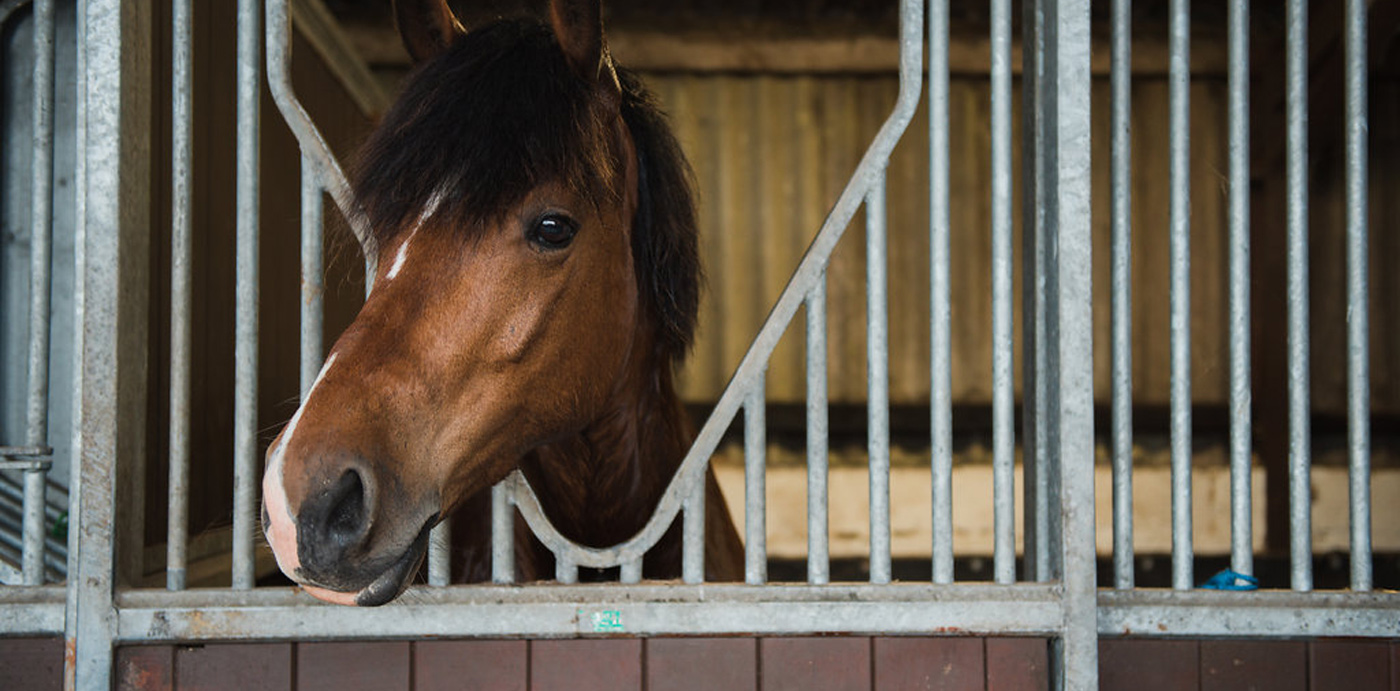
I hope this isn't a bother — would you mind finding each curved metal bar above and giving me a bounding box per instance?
[265,0,376,269]
[508,0,926,575]
[0,0,29,26]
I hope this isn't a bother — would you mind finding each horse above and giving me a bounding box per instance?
[259,0,744,606]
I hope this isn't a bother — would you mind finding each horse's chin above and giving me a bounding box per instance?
[298,518,434,607]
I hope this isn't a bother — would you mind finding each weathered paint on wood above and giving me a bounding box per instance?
[646,637,758,691]
[297,641,410,691]
[530,639,643,691]
[1200,640,1307,691]
[0,637,64,691]
[1310,639,1392,691]
[761,636,872,691]
[413,639,527,691]
[985,638,1049,691]
[177,643,293,691]
[873,636,983,691]
[115,645,173,691]
[1100,638,1201,691]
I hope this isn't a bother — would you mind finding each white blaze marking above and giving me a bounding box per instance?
[382,190,447,283]
[263,351,339,577]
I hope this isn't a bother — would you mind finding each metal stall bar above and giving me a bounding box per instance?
[491,482,514,583]
[928,0,953,586]
[167,0,193,592]
[1039,0,1097,682]
[1168,0,1193,592]
[67,0,153,683]
[299,160,324,396]
[744,371,767,585]
[19,0,56,586]
[1227,0,1253,580]
[1020,0,1051,584]
[1344,0,1371,593]
[1286,0,1311,593]
[867,174,891,586]
[989,0,1015,586]
[1109,0,1134,591]
[682,459,704,584]
[232,0,261,590]
[807,282,830,585]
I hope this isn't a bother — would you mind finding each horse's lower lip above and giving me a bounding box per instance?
[300,515,437,607]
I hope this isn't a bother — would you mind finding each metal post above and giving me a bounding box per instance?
[232,0,261,590]
[166,0,193,592]
[806,284,829,585]
[1285,0,1312,593]
[744,372,767,585]
[682,465,705,584]
[22,0,56,587]
[928,0,954,586]
[990,0,1015,586]
[1344,0,1371,594]
[867,174,891,586]
[1109,0,1134,592]
[1168,0,1193,592]
[428,521,450,586]
[1227,0,1253,580]
[299,158,324,394]
[491,481,514,583]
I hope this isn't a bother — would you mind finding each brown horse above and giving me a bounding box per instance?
[260,0,743,606]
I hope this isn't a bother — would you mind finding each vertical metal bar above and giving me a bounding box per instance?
[1286,0,1312,593]
[620,558,642,584]
[1021,0,1052,584]
[682,466,705,584]
[806,282,829,585]
[232,0,261,590]
[1042,0,1098,683]
[555,554,577,584]
[989,0,1015,586]
[744,371,767,585]
[166,0,193,592]
[491,481,514,583]
[299,158,323,393]
[1344,0,1371,593]
[1227,0,1254,580]
[929,0,954,586]
[1109,0,1134,592]
[1168,0,1193,592]
[22,0,56,587]
[867,174,891,586]
[427,522,450,586]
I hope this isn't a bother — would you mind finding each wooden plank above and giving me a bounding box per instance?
[175,643,293,691]
[762,636,871,691]
[0,637,65,691]
[412,640,527,691]
[114,645,173,691]
[1391,640,1399,691]
[296,641,410,691]
[646,637,757,691]
[530,639,643,691]
[873,636,982,691]
[1199,640,1306,691]
[985,638,1049,691]
[1310,639,1391,691]
[1099,639,1200,691]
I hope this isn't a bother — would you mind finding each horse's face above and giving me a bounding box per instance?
[261,0,641,605]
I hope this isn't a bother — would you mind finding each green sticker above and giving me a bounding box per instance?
[589,609,624,633]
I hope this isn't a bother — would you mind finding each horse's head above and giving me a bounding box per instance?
[260,0,699,605]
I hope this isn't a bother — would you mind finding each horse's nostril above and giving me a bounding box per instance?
[323,469,368,547]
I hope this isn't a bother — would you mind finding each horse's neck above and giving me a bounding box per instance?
[519,357,691,548]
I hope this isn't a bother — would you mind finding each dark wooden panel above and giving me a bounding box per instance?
[761,636,871,691]
[985,638,1049,691]
[115,645,174,691]
[1099,639,1200,691]
[1199,640,1305,691]
[0,637,65,691]
[412,640,527,691]
[1392,641,1399,691]
[296,641,410,691]
[175,643,293,691]
[1310,639,1390,691]
[531,639,643,691]
[873,637,982,691]
[645,637,757,691]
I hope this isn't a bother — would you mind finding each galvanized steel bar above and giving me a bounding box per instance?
[1227,0,1253,580]
[1041,0,1099,683]
[744,371,767,585]
[928,0,953,586]
[491,481,514,583]
[166,0,193,592]
[682,466,705,584]
[866,174,891,586]
[1109,0,1134,592]
[427,522,450,586]
[555,555,577,584]
[807,284,829,585]
[620,558,642,584]
[232,0,261,590]
[1344,0,1371,594]
[1286,0,1312,593]
[989,0,1015,586]
[21,0,56,587]
[299,158,324,394]
[1168,0,1193,592]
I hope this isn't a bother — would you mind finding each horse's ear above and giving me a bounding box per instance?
[393,0,466,64]
[549,0,619,101]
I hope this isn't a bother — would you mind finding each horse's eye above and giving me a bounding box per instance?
[527,213,579,251]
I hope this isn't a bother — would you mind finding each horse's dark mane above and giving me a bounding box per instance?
[352,18,700,362]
